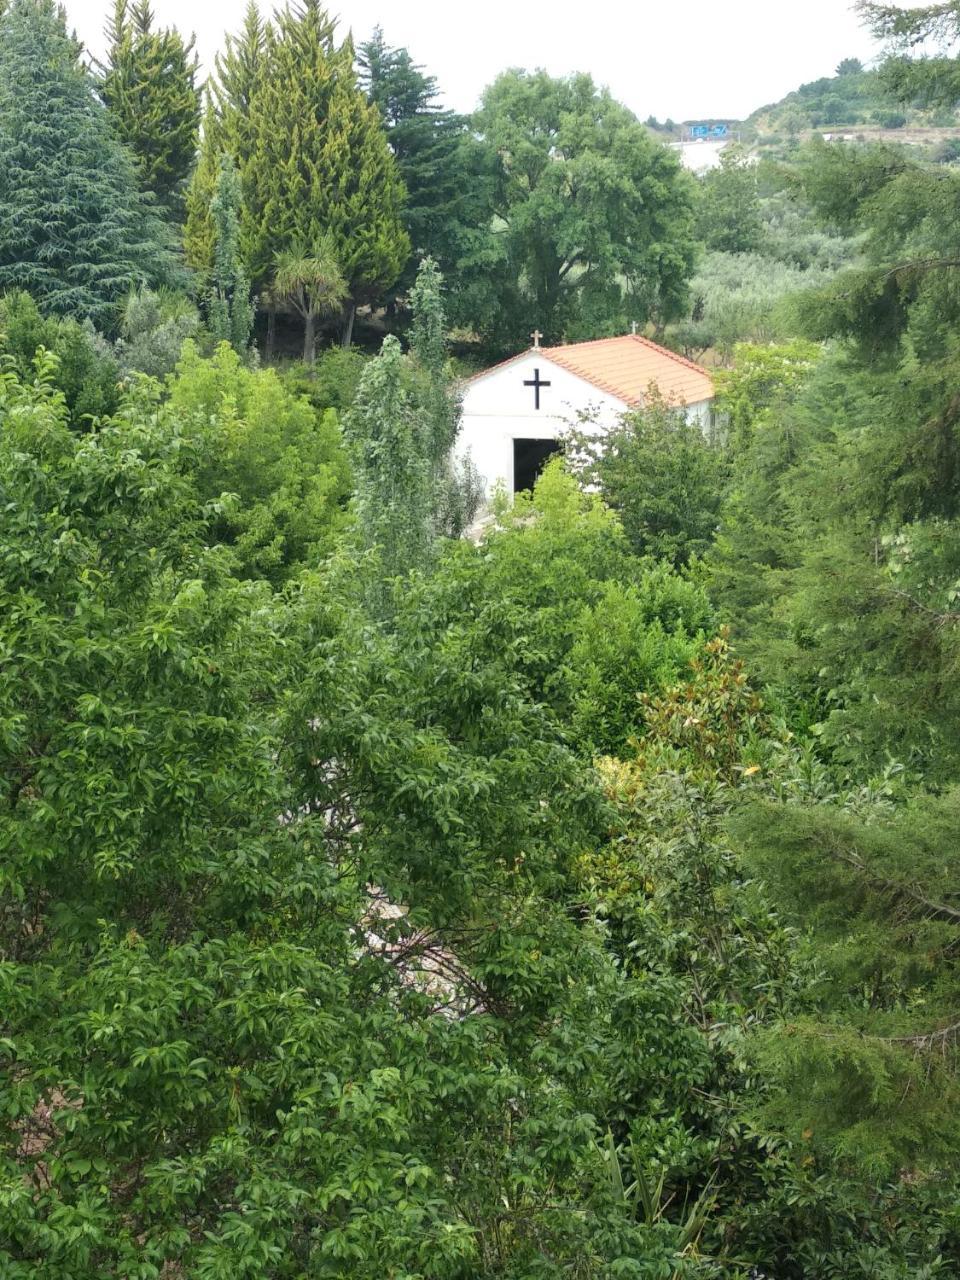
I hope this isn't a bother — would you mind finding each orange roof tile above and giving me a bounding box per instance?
[540,334,713,407]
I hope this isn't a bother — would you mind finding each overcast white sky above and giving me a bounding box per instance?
[62,0,925,122]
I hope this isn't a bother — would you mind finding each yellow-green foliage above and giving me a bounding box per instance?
[167,341,351,581]
[244,3,408,297]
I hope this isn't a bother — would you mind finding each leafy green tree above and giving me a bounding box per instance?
[733,789,960,1173]
[280,345,368,415]
[0,290,121,423]
[207,154,255,354]
[345,333,432,594]
[696,147,763,254]
[469,69,697,351]
[713,338,822,451]
[344,258,483,598]
[423,461,714,754]
[789,136,915,234]
[0,0,179,328]
[167,341,352,582]
[97,0,201,218]
[115,286,200,380]
[270,236,348,366]
[568,395,728,567]
[0,356,710,1278]
[358,27,494,299]
[860,0,960,109]
[707,129,960,771]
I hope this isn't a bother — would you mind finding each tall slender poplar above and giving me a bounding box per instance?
[208,155,255,353]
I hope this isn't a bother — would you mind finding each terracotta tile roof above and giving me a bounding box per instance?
[540,334,713,407]
[464,334,714,407]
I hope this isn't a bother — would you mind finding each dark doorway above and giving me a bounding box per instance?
[513,438,561,493]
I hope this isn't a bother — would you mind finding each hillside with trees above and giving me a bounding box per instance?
[746,56,952,136]
[5,0,960,1275]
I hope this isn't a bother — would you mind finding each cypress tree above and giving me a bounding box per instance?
[183,100,222,275]
[98,0,200,218]
[183,2,268,274]
[0,0,179,327]
[245,1,409,341]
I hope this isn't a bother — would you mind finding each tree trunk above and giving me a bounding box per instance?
[340,301,356,349]
[265,303,276,362]
[303,310,316,368]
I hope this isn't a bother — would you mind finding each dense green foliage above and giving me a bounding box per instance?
[0,290,121,424]
[6,1,960,1274]
[0,363,732,1276]
[0,0,179,328]
[166,341,352,583]
[359,28,493,301]
[467,70,697,351]
[695,149,763,254]
[207,155,255,353]
[187,0,408,351]
[568,397,727,567]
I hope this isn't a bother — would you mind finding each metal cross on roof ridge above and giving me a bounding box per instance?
[530,329,543,349]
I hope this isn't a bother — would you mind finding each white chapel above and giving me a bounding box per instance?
[456,332,715,498]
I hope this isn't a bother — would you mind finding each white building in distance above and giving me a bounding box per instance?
[456,333,715,498]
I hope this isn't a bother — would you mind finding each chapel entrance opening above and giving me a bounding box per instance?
[513,438,561,493]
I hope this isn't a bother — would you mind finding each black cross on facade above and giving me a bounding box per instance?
[523,366,551,411]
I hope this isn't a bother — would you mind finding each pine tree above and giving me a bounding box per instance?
[98,0,201,218]
[0,0,179,327]
[208,154,255,353]
[359,28,493,297]
[244,1,409,342]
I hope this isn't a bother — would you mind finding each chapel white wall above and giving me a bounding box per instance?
[455,352,627,498]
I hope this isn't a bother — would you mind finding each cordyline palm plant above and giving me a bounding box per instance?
[270,235,347,366]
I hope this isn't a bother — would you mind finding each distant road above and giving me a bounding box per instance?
[668,139,729,173]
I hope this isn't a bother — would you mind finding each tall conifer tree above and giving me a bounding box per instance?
[98,0,201,218]
[184,2,267,273]
[0,0,178,326]
[244,0,408,341]
[359,28,493,298]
